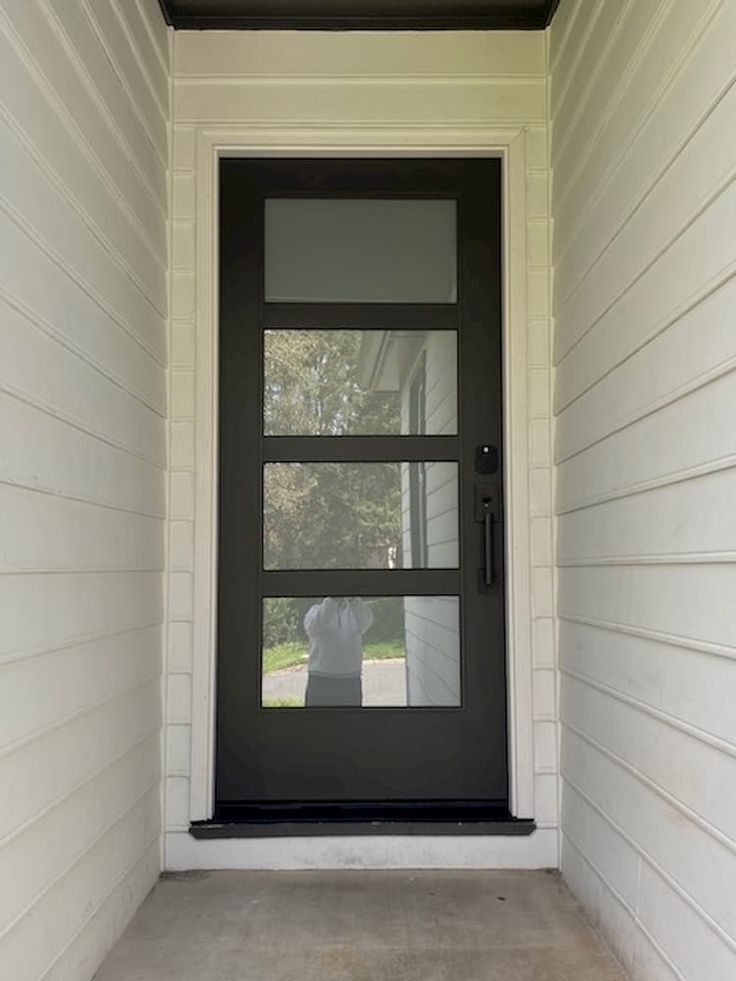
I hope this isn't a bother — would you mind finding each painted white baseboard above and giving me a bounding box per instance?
[164,829,559,871]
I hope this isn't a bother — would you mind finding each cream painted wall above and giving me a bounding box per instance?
[550,0,736,977]
[0,1,169,977]
[165,29,558,868]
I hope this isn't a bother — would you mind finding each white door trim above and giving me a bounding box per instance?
[186,124,536,843]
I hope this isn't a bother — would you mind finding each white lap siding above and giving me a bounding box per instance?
[0,1,169,978]
[551,0,736,977]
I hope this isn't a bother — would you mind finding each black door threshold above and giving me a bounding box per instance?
[190,802,536,838]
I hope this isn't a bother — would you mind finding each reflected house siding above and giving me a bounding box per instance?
[400,331,461,705]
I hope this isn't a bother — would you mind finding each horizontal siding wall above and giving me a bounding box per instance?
[0,1,169,979]
[167,30,558,860]
[550,0,736,978]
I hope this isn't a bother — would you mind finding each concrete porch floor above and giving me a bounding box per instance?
[93,870,625,981]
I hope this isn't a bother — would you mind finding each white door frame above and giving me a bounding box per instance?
[186,124,536,844]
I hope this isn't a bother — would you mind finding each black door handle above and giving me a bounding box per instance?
[483,499,496,587]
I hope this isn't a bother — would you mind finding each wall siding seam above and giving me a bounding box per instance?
[176,71,548,83]
[0,615,163,670]
[0,381,166,473]
[549,0,633,168]
[557,614,736,664]
[554,256,736,410]
[403,630,459,657]
[560,665,736,761]
[4,565,165,577]
[0,664,161,764]
[554,168,736,364]
[0,476,165,525]
[555,73,736,309]
[560,719,736,857]
[548,0,608,137]
[555,452,736,516]
[1,102,168,319]
[552,0,721,218]
[37,839,159,981]
[562,830,688,981]
[554,34,735,279]
[0,193,167,370]
[0,703,161,853]
[552,0,680,208]
[562,774,736,954]
[107,0,169,123]
[134,0,169,77]
[171,117,549,131]
[557,551,736,567]
[172,122,530,138]
[555,350,736,465]
[4,4,167,230]
[547,0,583,77]
[0,769,160,945]
[175,74,547,87]
[0,622,158,672]
[559,153,736,357]
[403,655,457,697]
[79,0,167,167]
[0,66,167,279]
[0,287,166,419]
[34,828,161,981]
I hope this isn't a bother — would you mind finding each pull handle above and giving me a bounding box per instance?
[483,498,496,587]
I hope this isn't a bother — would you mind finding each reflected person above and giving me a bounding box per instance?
[304,597,374,706]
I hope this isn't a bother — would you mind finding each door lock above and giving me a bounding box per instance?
[475,444,499,475]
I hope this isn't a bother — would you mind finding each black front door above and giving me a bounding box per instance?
[216,158,507,821]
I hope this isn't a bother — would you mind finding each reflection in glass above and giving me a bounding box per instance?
[264,330,457,436]
[264,198,457,303]
[261,596,460,708]
[263,462,458,570]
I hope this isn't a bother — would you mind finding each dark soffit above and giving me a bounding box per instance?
[158,0,561,30]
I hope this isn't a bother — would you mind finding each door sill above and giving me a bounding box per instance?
[191,802,535,838]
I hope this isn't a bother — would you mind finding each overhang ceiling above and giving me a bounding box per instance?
[158,0,560,30]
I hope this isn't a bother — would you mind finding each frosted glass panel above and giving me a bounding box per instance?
[264,199,457,303]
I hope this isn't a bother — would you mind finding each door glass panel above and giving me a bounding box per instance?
[264,329,458,436]
[261,596,461,708]
[264,199,457,303]
[263,462,458,570]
